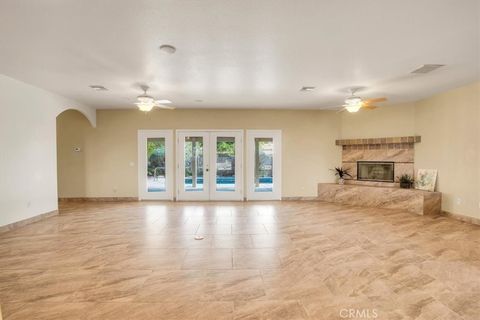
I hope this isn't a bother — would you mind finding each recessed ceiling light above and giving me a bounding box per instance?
[411,64,445,74]
[300,86,315,92]
[195,99,203,103]
[89,85,108,91]
[159,44,176,54]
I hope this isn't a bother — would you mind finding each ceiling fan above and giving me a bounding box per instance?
[339,89,387,113]
[135,85,175,112]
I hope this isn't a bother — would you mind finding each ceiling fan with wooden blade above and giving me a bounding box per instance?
[338,89,387,113]
[135,85,175,112]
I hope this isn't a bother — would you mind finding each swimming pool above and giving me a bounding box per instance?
[183,177,272,184]
[148,177,273,192]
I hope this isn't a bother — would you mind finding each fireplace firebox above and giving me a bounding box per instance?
[357,161,394,182]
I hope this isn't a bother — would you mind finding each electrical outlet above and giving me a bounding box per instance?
[455,197,462,205]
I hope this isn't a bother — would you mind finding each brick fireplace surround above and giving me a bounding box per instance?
[336,136,421,187]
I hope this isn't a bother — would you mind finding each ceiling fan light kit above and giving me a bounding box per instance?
[340,88,387,113]
[135,93,155,112]
[345,104,362,113]
[135,86,174,112]
[343,95,363,112]
[135,102,155,112]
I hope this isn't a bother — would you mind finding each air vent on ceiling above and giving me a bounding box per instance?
[411,64,445,74]
[300,86,315,92]
[89,85,108,91]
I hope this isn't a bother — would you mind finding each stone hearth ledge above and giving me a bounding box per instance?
[317,183,441,215]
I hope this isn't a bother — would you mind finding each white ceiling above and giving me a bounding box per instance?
[0,0,478,109]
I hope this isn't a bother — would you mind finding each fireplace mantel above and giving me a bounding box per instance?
[335,136,421,146]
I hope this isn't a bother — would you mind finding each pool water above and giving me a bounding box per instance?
[148,177,273,192]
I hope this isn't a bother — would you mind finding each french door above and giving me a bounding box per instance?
[137,130,174,200]
[246,130,282,200]
[176,130,243,201]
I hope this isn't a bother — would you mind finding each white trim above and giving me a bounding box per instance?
[209,131,244,201]
[246,130,282,200]
[175,129,243,133]
[137,130,174,200]
[176,131,210,201]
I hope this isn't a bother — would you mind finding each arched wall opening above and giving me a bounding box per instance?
[56,107,96,128]
[56,109,94,201]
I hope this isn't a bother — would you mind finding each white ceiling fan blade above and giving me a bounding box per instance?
[154,103,176,110]
[155,99,172,104]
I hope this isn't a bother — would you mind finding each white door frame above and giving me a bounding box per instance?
[137,130,174,200]
[246,130,282,200]
[209,131,243,201]
[176,131,210,201]
[176,129,243,201]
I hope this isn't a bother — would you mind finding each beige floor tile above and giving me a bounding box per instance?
[250,234,293,248]
[232,224,268,235]
[134,270,206,302]
[2,303,91,320]
[234,300,309,320]
[212,235,254,248]
[233,249,281,269]
[85,302,234,320]
[72,269,152,302]
[182,249,233,269]
[203,270,266,301]
[0,201,476,318]
[197,223,232,235]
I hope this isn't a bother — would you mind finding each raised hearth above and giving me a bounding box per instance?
[317,183,441,216]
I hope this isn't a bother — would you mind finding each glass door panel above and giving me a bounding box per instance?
[210,131,243,200]
[147,138,166,192]
[216,137,235,192]
[247,130,281,200]
[254,138,273,192]
[138,130,173,200]
[184,136,204,192]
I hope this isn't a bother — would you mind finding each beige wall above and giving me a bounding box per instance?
[414,82,480,219]
[340,102,415,139]
[57,109,342,198]
[57,82,480,219]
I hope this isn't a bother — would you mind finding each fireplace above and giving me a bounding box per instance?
[357,161,394,182]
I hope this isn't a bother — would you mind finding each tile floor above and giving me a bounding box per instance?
[0,201,479,319]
